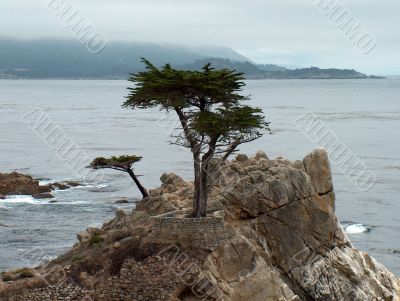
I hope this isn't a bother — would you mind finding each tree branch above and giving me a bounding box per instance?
[222,139,241,161]
[95,166,127,172]
[174,107,199,153]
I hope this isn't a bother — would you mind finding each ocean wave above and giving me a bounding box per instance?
[38,179,57,186]
[84,183,119,193]
[73,183,109,189]
[48,180,108,192]
[318,111,400,122]
[56,200,90,205]
[342,222,371,234]
[0,195,48,205]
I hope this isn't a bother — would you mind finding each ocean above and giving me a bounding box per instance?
[0,78,399,275]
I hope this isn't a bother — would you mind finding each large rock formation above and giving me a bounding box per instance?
[0,172,80,199]
[0,149,399,301]
[0,172,52,197]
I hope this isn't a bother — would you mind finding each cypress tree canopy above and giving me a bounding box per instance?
[90,155,142,171]
[123,59,269,157]
[123,59,270,216]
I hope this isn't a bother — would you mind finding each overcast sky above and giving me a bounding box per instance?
[1,0,399,75]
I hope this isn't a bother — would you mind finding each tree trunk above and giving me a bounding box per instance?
[127,168,149,199]
[199,149,215,217]
[174,107,203,218]
[199,163,209,217]
[193,154,202,218]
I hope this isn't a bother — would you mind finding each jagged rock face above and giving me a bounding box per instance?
[0,149,399,301]
[0,172,80,199]
[203,235,301,301]
[303,148,335,210]
[204,149,399,300]
[0,172,51,196]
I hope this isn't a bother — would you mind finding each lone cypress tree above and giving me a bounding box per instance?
[124,59,269,217]
[90,155,149,199]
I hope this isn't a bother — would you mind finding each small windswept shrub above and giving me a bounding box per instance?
[89,234,104,246]
[72,255,85,262]
[2,274,13,282]
[19,269,35,279]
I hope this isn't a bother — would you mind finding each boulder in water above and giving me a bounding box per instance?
[0,172,51,196]
[33,193,54,199]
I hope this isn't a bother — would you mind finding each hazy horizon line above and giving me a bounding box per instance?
[0,36,396,76]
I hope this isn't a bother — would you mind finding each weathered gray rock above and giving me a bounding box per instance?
[160,172,185,186]
[33,193,54,199]
[77,227,101,243]
[0,172,81,200]
[1,149,398,301]
[115,198,129,204]
[235,153,249,162]
[115,209,127,219]
[213,149,398,301]
[218,159,318,219]
[0,172,51,196]
[255,150,269,160]
[303,148,333,195]
[136,195,179,216]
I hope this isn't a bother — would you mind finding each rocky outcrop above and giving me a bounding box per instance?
[0,149,399,301]
[0,172,52,196]
[0,172,80,199]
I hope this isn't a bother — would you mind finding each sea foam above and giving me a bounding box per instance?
[343,223,371,234]
[1,195,49,205]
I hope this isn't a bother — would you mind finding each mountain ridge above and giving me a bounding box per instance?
[0,39,381,79]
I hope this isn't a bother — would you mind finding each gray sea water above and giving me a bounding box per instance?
[0,79,399,275]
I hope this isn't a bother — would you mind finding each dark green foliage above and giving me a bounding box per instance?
[2,274,12,282]
[89,154,149,199]
[123,60,247,110]
[71,255,85,263]
[89,234,104,246]
[191,106,266,140]
[90,155,142,170]
[19,269,35,279]
[124,59,269,157]
[124,59,270,216]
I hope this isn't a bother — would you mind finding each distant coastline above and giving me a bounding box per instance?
[0,74,385,80]
[0,62,384,80]
[0,39,384,80]
[177,58,384,80]
[0,70,385,80]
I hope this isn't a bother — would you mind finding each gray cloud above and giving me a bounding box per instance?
[1,0,399,74]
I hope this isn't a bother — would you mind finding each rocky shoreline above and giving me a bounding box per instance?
[0,172,80,199]
[0,149,399,300]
